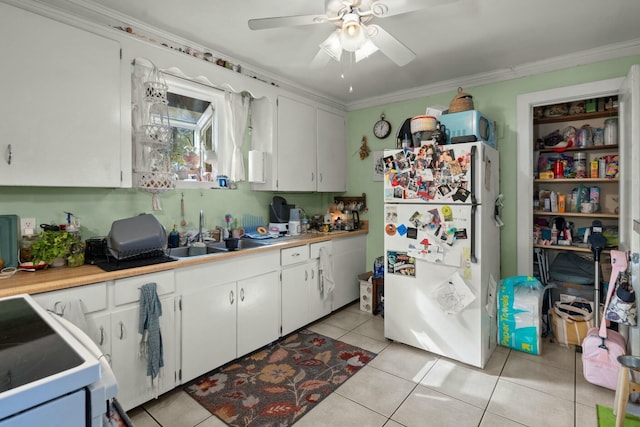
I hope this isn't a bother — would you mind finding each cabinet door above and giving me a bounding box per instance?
[0,3,121,187]
[281,262,310,335]
[332,236,366,310]
[110,296,176,411]
[276,96,316,191]
[181,281,236,383]
[307,260,331,322]
[237,271,280,356]
[317,108,347,192]
[86,311,111,357]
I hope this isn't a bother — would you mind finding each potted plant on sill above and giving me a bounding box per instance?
[31,230,84,267]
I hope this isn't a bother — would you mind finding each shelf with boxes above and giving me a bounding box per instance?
[532,97,619,255]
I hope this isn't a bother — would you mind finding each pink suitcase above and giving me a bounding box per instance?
[582,249,627,390]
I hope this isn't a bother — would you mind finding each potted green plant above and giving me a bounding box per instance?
[31,230,83,267]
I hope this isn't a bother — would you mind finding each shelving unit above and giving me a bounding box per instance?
[532,98,619,294]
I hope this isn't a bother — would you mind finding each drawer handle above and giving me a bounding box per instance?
[230,290,234,305]
[6,144,11,165]
[240,288,245,302]
[119,322,125,340]
[292,252,300,257]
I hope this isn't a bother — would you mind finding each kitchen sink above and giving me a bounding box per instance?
[166,239,273,259]
[206,238,273,251]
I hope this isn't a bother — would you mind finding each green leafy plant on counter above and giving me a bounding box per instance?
[31,231,84,267]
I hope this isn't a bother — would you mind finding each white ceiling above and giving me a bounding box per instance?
[46,0,640,109]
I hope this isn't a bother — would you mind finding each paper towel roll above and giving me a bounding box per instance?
[248,150,265,183]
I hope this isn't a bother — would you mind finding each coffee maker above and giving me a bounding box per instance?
[344,210,360,231]
[269,196,293,235]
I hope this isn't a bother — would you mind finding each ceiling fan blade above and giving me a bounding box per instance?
[367,24,415,66]
[248,14,328,30]
[311,49,334,68]
[370,0,457,18]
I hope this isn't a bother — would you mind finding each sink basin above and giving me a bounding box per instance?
[167,239,272,259]
[206,238,273,251]
[166,246,207,258]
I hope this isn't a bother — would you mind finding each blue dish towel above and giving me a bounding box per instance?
[139,282,163,380]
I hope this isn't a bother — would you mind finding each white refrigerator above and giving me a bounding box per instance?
[383,141,501,368]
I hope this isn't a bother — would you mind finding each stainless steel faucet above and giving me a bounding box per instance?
[198,210,204,242]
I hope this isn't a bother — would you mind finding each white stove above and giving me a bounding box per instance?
[0,294,118,426]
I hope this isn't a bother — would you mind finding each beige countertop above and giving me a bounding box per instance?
[0,226,367,298]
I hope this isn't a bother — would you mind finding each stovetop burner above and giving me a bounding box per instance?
[0,298,83,393]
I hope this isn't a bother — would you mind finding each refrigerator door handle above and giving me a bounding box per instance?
[469,145,478,263]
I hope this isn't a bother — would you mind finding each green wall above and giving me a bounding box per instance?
[346,55,640,278]
[0,184,332,240]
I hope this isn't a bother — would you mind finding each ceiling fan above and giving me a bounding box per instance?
[248,0,453,67]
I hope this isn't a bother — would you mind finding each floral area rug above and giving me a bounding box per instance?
[184,329,376,426]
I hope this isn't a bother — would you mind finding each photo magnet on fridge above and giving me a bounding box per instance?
[406,227,418,239]
[452,187,470,202]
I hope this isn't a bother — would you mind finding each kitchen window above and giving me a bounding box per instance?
[162,73,226,188]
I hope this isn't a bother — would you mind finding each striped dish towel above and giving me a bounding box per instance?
[139,282,164,381]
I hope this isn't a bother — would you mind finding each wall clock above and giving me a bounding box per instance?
[373,114,391,139]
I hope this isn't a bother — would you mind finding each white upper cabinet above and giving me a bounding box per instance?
[276,95,317,191]
[0,3,122,187]
[317,108,346,192]
[255,95,346,192]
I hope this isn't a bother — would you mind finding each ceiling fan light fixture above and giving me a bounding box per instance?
[319,31,343,61]
[340,13,366,52]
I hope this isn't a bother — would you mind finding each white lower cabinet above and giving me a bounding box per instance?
[31,271,177,411]
[281,260,315,336]
[110,271,177,411]
[309,241,332,322]
[177,251,280,384]
[180,280,236,383]
[332,235,366,310]
[281,242,332,336]
[110,295,176,410]
[237,272,280,356]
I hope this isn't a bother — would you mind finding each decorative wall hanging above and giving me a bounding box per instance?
[132,60,176,210]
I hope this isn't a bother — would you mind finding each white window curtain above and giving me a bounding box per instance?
[224,91,250,182]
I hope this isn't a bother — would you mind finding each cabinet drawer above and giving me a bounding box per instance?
[281,245,309,266]
[114,271,175,306]
[32,282,108,314]
[310,241,332,259]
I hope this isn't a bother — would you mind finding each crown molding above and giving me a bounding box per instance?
[345,38,640,111]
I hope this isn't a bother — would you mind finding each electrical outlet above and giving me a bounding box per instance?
[21,217,36,233]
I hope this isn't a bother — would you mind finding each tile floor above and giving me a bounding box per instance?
[127,302,624,427]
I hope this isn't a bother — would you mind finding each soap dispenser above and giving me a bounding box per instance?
[168,225,180,248]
